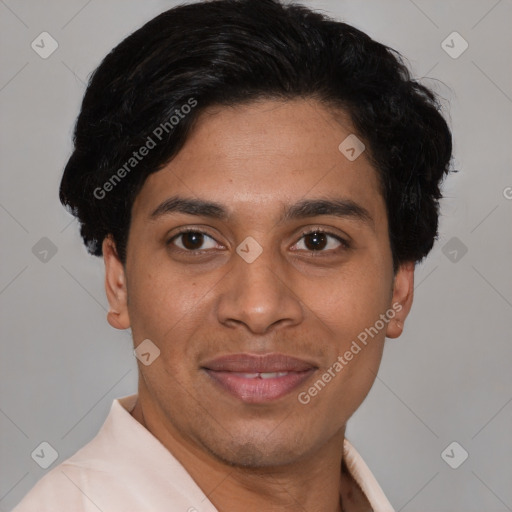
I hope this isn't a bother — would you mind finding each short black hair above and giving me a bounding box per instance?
[59,0,453,272]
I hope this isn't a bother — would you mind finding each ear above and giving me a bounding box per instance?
[103,236,130,330]
[386,261,415,339]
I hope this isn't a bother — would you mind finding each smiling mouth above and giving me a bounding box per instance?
[203,369,316,403]
[201,353,317,403]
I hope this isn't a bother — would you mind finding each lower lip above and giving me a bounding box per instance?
[203,369,316,403]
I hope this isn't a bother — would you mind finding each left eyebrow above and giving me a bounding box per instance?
[279,198,374,230]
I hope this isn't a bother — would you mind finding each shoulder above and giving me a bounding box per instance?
[11,461,103,512]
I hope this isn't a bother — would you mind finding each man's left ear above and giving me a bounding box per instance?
[386,261,415,339]
[103,236,131,330]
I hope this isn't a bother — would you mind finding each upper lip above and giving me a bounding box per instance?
[201,353,317,373]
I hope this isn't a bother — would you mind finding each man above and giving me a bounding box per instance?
[13,0,452,510]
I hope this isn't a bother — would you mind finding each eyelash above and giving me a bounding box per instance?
[167,227,351,255]
[297,228,351,253]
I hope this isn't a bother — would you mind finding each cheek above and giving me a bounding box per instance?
[306,265,392,339]
[317,265,391,412]
[301,299,387,426]
[126,269,200,342]
[127,271,218,374]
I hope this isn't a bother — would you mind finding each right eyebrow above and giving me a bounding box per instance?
[149,196,228,221]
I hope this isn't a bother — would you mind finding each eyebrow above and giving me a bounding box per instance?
[149,195,374,228]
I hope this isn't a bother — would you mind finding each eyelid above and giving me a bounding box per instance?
[293,227,351,251]
[166,227,223,253]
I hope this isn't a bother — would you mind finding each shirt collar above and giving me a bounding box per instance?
[112,394,394,511]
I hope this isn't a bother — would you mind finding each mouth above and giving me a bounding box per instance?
[201,353,317,403]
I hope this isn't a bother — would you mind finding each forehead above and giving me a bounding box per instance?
[132,99,384,223]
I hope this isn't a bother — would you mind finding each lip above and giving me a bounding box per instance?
[201,353,317,403]
[201,353,317,373]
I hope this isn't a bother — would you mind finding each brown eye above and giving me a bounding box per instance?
[303,231,328,251]
[181,232,204,250]
[168,231,218,252]
[293,230,349,253]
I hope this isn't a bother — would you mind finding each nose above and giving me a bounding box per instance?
[215,244,305,335]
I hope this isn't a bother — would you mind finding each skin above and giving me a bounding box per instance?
[102,98,414,512]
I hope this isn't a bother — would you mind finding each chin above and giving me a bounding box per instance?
[198,430,310,469]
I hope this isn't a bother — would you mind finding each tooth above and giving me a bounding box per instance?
[259,372,289,379]
[233,372,291,379]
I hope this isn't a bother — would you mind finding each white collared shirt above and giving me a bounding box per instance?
[12,394,395,511]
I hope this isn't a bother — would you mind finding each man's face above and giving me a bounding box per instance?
[104,99,413,467]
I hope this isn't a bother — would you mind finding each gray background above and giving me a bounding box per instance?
[1,0,511,510]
